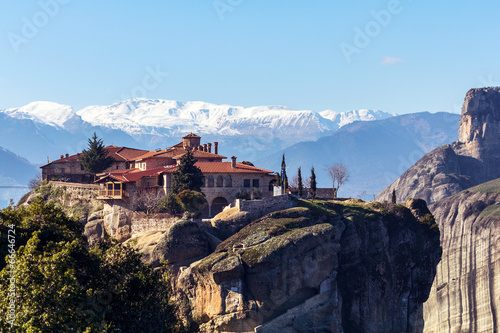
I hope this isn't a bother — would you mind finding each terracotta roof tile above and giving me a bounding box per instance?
[43,145,149,166]
[161,162,273,174]
[196,162,273,174]
[114,147,150,161]
[95,166,177,183]
[172,150,227,159]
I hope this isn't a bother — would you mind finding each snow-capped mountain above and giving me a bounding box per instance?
[319,109,395,128]
[0,99,395,164]
[76,99,349,145]
[2,101,84,132]
[77,100,393,141]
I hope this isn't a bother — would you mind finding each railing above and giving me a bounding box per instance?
[49,181,99,189]
[97,189,128,199]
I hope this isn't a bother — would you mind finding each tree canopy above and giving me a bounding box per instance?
[171,150,204,195]
[0,198,190,332]
[80,132,115,175]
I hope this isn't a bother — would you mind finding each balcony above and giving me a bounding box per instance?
[97,189,128,200]
[97,182,128,200]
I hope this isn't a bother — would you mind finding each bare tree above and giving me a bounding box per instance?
[29,173,43,190]
[358,190,367,201]
[133,188,165,214]
[289,174,299,189]
[325,163,350,199]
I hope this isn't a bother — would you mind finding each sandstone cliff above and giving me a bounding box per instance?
[423,178,500,332]
[377,87,500,205]
[174,199,441,332]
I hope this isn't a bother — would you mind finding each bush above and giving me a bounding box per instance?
[159,192,182,214]
[236,190,251,200]
[175,190,207,214]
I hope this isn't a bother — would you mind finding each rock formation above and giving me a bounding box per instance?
[423,178,500,332]
[174,200,441,332]
[377,87,500,205]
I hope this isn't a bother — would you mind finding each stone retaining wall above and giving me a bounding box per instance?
[130,212,179,234]
[235,194,294,216]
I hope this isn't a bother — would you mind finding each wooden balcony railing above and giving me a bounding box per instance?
[97,189,128,199]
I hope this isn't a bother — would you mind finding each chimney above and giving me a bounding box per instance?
[203,144,208,152]
[231,156,237,168]
[214,142,219,155]
[65,153,69,158]
[208,143,212,153]
[60,154,64,159]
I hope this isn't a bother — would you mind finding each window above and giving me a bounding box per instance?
[244,179,251,188]
[216,176,223,187]
[80,165,84,171]
[253,179,260,188]
[225,176,232,187]
[207,176,214,187]
[116,165,119,170]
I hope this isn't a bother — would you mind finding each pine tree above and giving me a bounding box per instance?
[297,167,303,198]
[391,189,397,204]
[80,132,115,175]
[171,150,204,195]
[310,167,317,201]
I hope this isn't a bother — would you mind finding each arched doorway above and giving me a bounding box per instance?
[211,197,229,217]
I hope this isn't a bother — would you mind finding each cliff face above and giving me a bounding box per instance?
[423,178,500,332]
[174,200,441,332]
[377,87,500,205]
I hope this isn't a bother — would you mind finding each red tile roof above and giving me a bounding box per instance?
[96,161,273,184]
[95,166,177,183]
[195,162,273,174]
[134,147,226,161]
[161,162,273,174]
[41,145,149,167]
[172,150,227,159]
[113,147,150,161]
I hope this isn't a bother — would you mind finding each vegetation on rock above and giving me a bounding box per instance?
[0,198,192,332]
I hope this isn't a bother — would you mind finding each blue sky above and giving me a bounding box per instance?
[0,1,499,114]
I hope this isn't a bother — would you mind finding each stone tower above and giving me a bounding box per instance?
[182,133,201,150]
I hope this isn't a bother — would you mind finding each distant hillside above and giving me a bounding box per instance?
[257,112,460,199]
[0,147,38,208]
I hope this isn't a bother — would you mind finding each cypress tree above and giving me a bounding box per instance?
[297,167,303,198]
[80,132,115,175]
[281,154,288,190]
[310,167,317,201]
[171,150,204,194]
